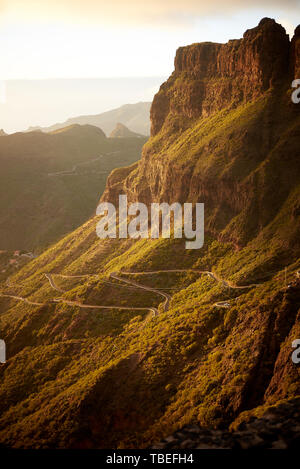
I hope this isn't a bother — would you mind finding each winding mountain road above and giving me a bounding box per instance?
[47,155,107,177]
[0,294,45,307]
[1,268,258,316]
[110,272,171,312]
[45,269,257,315]
[45,273,66,292]
[52,297,158,315]
[44,272,159,314]
[118,269,259,289]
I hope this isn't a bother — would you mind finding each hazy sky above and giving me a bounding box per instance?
[0,77,165,132]
[0,1,299,132]
[0,0,298,80]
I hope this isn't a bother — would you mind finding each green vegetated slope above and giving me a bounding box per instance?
[0,124,146,251]
[0,81,299,448]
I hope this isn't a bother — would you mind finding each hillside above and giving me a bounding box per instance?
[0,19,299,449]
[109,123,145,138]
[0,124,146,251]
[28,102,151,137]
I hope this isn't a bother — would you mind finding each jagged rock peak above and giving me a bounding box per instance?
[109,122,144,138]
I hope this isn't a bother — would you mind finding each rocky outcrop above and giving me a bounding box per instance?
[109,123,145,138]
[151,18,290,136]
[291,25,300,79]
[151,398,300,449]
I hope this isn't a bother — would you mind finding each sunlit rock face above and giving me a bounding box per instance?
[151,18,290,136]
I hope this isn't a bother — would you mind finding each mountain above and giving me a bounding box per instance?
[109,123,145,138]
[0,19,299,449]
[0,130,6,137]
[27,102,151,137]
[0,124,146,252]
[2,77,165,134]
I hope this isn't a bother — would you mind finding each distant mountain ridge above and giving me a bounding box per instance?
[0,124,146,251]
[27,102,151,137]
[49,123,106,138]
[109,123,145,138]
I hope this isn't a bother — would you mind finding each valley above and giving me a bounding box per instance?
[0,125,147,251]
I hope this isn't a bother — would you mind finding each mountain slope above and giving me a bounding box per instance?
[109,123,145,138]
[0,124,146,251]
[28,102,151,137]
[0,19,299,449]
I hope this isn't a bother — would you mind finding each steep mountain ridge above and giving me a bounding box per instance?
[0,19,299,449]
[27,102,151,137]
[48,123,106,138]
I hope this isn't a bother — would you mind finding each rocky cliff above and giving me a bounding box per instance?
[102,18,300,249]
[150,18,290,136]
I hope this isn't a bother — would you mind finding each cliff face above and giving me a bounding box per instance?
[102,18,300,249]
[151,18,290,136]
